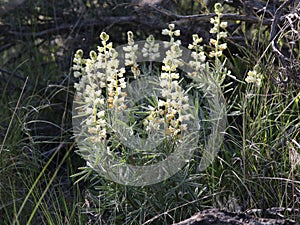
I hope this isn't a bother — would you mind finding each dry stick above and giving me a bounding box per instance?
[149,6,274,25]
[3,11,277,39]
[3,1,294,40]
[0,67,27,82]
[270,0,295,68]
[174,13,273,25]
[0,76,28,155]
[6,16,138,37]
[142,192,223,225]
[246,207,300,216]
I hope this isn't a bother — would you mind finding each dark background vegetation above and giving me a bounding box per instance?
[0,0,299,224]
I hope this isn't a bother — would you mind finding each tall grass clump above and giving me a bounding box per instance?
[0,77,87,224]
[208,3,300,220]
[0,12,87,224]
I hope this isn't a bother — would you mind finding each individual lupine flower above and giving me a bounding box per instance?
[218,31,227,39]
[73,50,87,97]
[209,3,228,59]
[188,34,206,72]
[162,44,183,71]
[161,23,180,37]
[210,38,217,45]
[72,31,129,144]
[209,50,223,58]
[162,24,181,46]
[142,35,160,61]
[188,34,203,51]
[209,17,219,34]
[163,86,191,138]
[219,43,227,51]
[210,26,218,34]
[73,49,85,78]
[79,81,107,144]
[107,68,127,111]
[220,21,228,29]
[143,106,163,132]
[245,69,263,87]
[100,31,109,42]
[97,32,113,54]
[85,103,107,143]
[96,33,128,111]
[144,28,191,138]
[123,31,140,78]
[214,2,223,14]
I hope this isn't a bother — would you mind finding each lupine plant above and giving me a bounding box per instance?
[71,3,233,224]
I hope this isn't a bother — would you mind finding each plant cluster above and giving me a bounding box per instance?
[71,3,237,224]
[1,1,299,224]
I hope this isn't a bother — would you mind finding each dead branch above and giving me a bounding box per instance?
[270,0,295,67]
[0,67,27,82]
[150,6,274,25]
[1,10,276,40]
